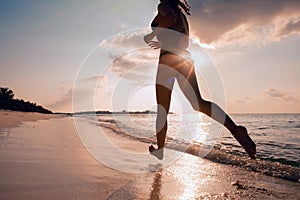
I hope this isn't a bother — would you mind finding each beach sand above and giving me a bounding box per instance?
[0,111,299,199]
[0,110,61,129]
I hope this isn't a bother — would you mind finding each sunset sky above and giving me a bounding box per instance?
[1,0,299,113]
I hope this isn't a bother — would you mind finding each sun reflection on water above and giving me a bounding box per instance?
[192,114,211,144]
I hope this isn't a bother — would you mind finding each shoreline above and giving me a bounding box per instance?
[0,111,299,199]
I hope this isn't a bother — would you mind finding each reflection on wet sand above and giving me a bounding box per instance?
[171,156,205,200]
[149,168,163,200]
[148,154,210,200]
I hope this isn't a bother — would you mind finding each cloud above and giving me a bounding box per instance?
[235,96,251,104]
[120,23,126,29]
[283,96,299,102]
[188,0,300,44]
[229,88,300,113]
[108,49,157,84]
[263,88,284,98]
[48,85,99,112]
[81,75,101,82]
[110,55,142,76]
[81,74,107,83]
[276,18,300,37]
[110,50,155,74]
[99,29,159,84]
[263,88,299,102]
[101,29,149,50]
[81,74,108,89]
[48,87,73,111]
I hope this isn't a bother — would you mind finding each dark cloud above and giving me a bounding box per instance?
[276,18,300,37]
[188,0,300,43]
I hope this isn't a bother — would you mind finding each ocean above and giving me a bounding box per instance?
[91,113,299,182]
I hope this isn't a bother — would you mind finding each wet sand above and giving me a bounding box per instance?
[0,111,299,199]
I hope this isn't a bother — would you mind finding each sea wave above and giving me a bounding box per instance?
[97,117,300,183]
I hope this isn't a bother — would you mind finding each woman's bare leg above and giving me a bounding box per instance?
[154,54,237,147]
[155,84,173,149]
[175,59,256,158]
[175,59,237,133]
[149,61,176,159]
[154,61,176,149]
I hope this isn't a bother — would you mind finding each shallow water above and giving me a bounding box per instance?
[92,113,300,182]
[232,114,300,166]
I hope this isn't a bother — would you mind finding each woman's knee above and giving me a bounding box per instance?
[192,99,211,113]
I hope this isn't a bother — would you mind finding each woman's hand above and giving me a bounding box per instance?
[144,32,160,49]
[148,41,161,49]
[143,33,155,44]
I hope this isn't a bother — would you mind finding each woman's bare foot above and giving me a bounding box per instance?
[149,145,164,160]
[232,126,256,159]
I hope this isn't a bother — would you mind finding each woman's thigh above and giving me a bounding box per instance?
[156,54,179,110]
[156,65,175,111]
[175,60,203,110]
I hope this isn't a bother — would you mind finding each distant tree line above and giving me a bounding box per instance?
[0,87,52,114]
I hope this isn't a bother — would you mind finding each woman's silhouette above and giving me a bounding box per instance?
[144,0,256,159]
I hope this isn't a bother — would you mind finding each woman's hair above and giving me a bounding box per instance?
[166,0,191,15]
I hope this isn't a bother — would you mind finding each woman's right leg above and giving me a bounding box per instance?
[155,84,173,149]
[149,70,174,159]
[155,60,176,149]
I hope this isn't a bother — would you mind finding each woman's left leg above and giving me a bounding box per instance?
[174,59,256,158]
[174,59,237,133]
